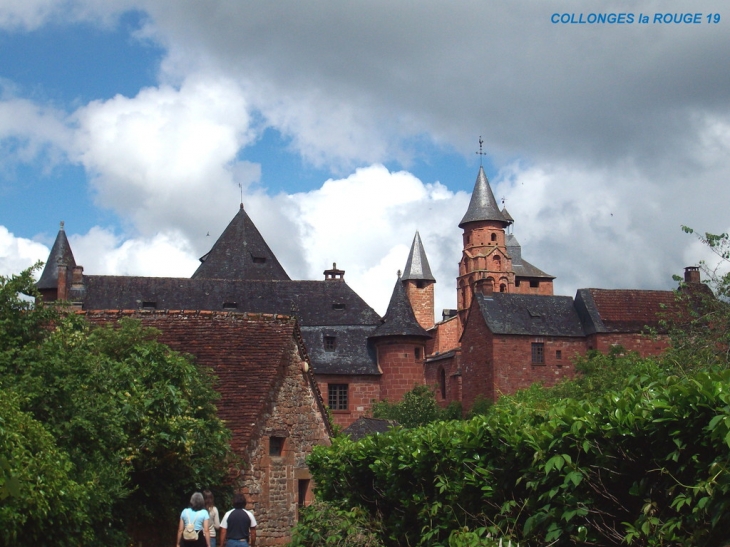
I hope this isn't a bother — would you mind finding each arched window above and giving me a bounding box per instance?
[500,284,507,292]
[490,233,497,242]
[439,367,446,399]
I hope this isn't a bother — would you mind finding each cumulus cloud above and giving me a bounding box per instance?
[0,226,49,277]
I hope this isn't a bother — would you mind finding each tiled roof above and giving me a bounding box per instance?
[192,205,290,281]
[506,234,554,280]
[370,276,430,339]
[80,310,329,455]
[401,232,435,282]
[342,417,397,441]
[300,326,379,375]
[459,166,507,227]
[79,276,381,326]
[37,223,76,290]
[475,292,585,337]
[575,288,676,334]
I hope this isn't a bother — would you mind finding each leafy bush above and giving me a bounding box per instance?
[372,385,461,427]
[289,500,384,547]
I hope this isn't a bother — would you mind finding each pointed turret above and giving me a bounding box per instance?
[459,166,506,228]
[401,232,435,282]
[192,204,290,281]
[401,232,436,329]
[501,207,514,225]
[370,274,430,339]
[37,221,76,295]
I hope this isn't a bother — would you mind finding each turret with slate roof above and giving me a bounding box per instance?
[369,272,430,402]
[459,166,508,228]
[192,203,290,281]
[401,231,436,329]
[37,221,77,301]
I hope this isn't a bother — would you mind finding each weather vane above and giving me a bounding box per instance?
[239,183,243,208]
[476,136,486,166]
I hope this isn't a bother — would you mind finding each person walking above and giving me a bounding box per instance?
[219,493,257,547]
[203,490,221,547]
[177,492,211,547]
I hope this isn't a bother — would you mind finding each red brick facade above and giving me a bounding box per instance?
[404,279,435,330]
[374,337,427,402]
[316,375,381,430]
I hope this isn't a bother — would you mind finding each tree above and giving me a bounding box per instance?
[372,385,461,428]
[0,268,234,545]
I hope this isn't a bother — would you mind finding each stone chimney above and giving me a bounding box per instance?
[56,261,69,301]
[324,263,345,280]
[684,266,701,284]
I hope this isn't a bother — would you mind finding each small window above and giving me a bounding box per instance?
[556,350,562,360]
[490,233,497,242]
[269,436,285,457]
[328,384,348,410]
[532,342,545,364]
[414,347,422,360]
[499,284,507,293]
[141,301,157,310]
[332,303,346,311]
[252,256,267,264]
[324,336,336,351]
[223,302,237,310]
[515,279,521,287]
[530,280,539,288]
[416,280,426,289]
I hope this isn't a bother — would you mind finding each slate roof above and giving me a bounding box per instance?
[81,310,330,455]
[79,276,381,327]
[37,222,76,290]
[192,205,290,281]
[401,232,435,282]
[575,288,676,334]
[501,207,514,224]
[342,417,397,441]
[370,276,431,339]
[474,292,585,337]
[300,325,379,375]
[459,166,507,227]
[506,234,554,280]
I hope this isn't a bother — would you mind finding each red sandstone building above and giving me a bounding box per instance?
[37,165,695,504]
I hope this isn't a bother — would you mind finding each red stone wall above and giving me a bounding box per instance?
[246,341,331,546]
[316,375,381,429]
[404,280,435,329]
[428,317,460,355]
[424,352,460,406]
[588,332,670,357]
[492,335,583,397]
[459,311,495,410]
[512,279,554,296]
[375,337,427,403]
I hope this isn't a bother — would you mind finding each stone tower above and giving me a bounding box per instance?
[401,231,436,330]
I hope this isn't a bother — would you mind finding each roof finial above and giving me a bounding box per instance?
[239,183,244,209]
[476,136,486,166]
[60,220,65,231]
[397,269,402,278]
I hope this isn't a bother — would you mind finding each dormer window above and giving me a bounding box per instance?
[141,301,157,310]
[324,336,336,351]
[332,303,346,311]
[223,302,238,310]
[252,256,267,264]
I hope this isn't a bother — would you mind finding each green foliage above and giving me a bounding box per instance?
[0,268,234,545]
[308,360,730,546]
[372,385,460,428]
[289,500,384,547]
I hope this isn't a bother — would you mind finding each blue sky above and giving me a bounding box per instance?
[1,1,728,314]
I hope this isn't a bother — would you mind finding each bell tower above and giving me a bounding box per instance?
[457,166,514,326]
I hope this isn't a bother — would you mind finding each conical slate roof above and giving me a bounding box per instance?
[192,205,290,281]
[459,166,507,228]
[501,207,514,224]
[401,231,435,282]
[370,274,430,339]
[37,222,76,289]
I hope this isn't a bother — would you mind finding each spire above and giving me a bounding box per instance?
[459,166,507,228]
[37,221,76,290]
[500,206,514,225]
[401,232,435,282]
[192,207,290,281]
[370,273,430,339]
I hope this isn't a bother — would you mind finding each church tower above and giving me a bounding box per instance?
[401,231,435,330]
[457,166,514,325]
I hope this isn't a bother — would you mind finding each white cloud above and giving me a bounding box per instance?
[73,75,259,240]
[0,226,49,277]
